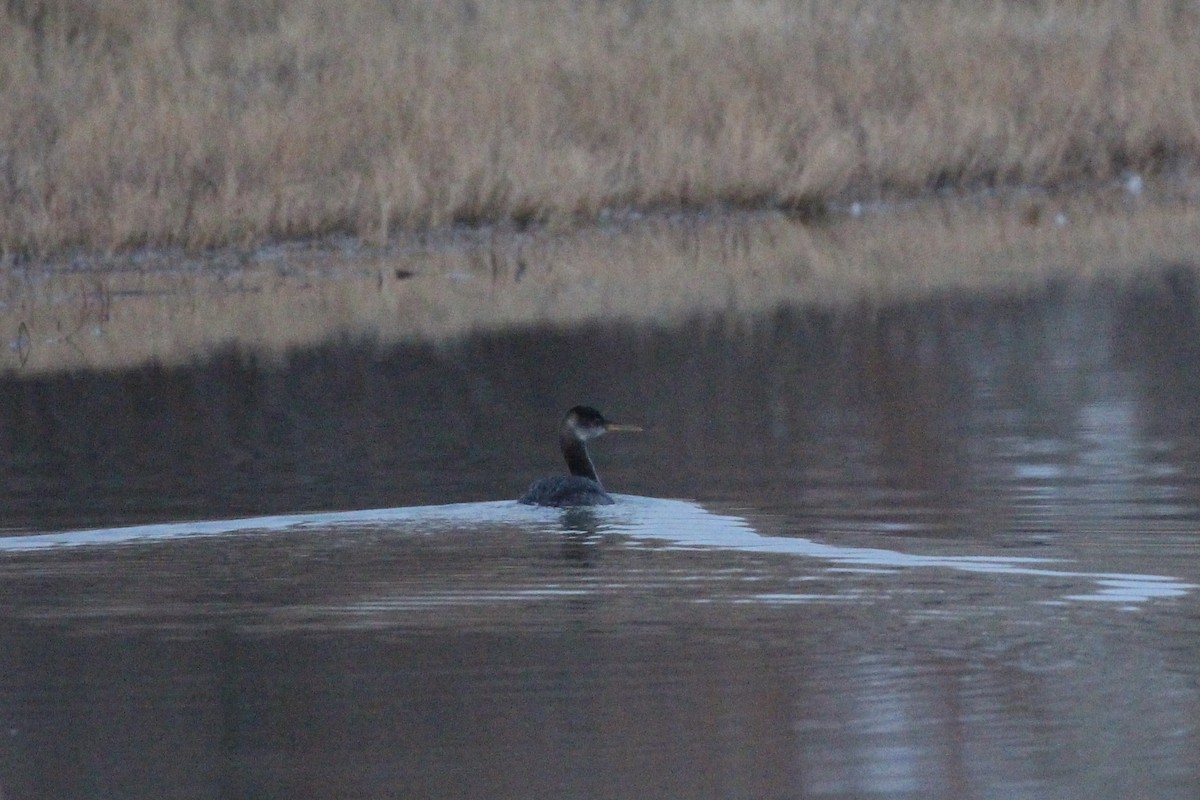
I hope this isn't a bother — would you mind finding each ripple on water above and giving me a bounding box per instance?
[0,496,1192,636]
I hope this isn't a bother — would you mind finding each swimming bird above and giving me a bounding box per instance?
[519,406,641,507]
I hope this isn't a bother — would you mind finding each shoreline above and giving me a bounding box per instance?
[14,169,1191,271]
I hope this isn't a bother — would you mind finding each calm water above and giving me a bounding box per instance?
[2,264,1200,798]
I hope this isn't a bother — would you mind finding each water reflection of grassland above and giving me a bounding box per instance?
[5,197,1199,373]
[3,0,1200,254]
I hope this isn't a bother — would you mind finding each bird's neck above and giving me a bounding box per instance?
[560,431,600,483]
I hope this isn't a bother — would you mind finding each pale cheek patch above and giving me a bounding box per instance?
[568,421,606,441]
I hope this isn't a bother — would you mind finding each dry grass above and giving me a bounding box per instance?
[2,0,1200,256]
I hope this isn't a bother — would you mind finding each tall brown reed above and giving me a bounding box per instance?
[2,0,1199,256]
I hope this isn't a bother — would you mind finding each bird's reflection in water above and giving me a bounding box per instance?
[558,507,603,564]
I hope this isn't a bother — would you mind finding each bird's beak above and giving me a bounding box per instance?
[606,423,643,433]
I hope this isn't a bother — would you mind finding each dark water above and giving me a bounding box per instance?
[3,267,1200,798]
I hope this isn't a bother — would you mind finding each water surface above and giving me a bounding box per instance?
[2,212,1200,798]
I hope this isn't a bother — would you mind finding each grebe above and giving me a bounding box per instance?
[519,406,641,507]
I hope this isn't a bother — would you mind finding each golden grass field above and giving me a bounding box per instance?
[2,0,1200,256]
